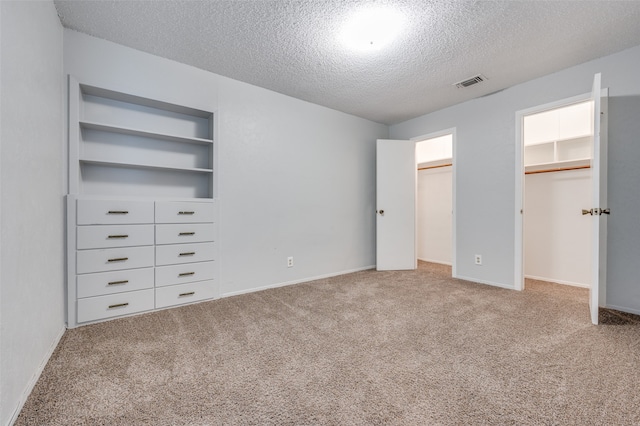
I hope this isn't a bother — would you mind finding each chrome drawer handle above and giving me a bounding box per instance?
[108,302,129,309]
[108,280,128,286]
[179,252,195,257]
[179,232,195,236]
[107,257,128,262]
[178,211,195,215]
[108,235,128,239]
[179,292,195,297]
[179,272,195,277]
[107,210,128,214]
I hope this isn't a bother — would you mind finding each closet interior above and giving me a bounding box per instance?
[416,134,453,266]
[523,101,593,287]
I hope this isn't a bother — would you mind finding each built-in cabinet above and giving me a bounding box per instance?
[66,77,218,327]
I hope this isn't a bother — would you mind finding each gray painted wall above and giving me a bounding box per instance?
[63,30,388,296]
[390,44,640,313]
[0,2,65,425]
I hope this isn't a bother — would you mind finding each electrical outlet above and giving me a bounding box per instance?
[475,254,482,265]
[287,256,294,268]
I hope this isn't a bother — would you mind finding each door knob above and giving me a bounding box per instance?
[377,210,385,216]
[582,209,593,216]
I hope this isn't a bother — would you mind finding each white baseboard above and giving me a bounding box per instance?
[221,265,376,298]
[453,274,516,290]
[524,274,589,288]
[605,304,640,316]
[8,325,66,426]
[417,258,452,266]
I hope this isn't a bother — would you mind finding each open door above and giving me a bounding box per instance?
[376,139,417,270]
[588,73,608,325]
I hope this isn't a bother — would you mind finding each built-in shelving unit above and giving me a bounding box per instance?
[524,100,592,173]
[67,76,219,328]
[69,77,215,199]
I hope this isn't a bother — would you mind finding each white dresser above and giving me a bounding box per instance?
[68,197,218,327]
[66,77,218,327]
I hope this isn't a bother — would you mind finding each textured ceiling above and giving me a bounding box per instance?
[54,1,640,125]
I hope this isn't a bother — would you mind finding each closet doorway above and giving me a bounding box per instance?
[414,131,455,275]
[515,73,608,324]
[375,129,456,275]
[522,100,593,289]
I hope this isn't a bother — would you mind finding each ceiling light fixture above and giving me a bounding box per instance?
[340,6,405,52]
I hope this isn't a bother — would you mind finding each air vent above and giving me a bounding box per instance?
[454,74,486,89]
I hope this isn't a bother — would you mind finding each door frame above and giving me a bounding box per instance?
[411,127,457,277]
[514,90,607,296]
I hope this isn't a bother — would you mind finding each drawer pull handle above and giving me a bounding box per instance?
[108,280,129,286]
[179,232,195,236]
[179,292,195,297]
[178,211,195,215]
[179,252,195,257]
[107,257,128,262]
[108,234,129,239]
[179,272,195,277]
[108,302,129,309]
[107,210,129,214]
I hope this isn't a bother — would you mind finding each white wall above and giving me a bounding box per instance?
[417,167,452,264]
[63,30,388,298]
[524,169,591,287]
[0,2,65,425]
[390,44,640,313]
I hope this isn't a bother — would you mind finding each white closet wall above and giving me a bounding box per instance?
[417,167,452,264]
[416,135,452,265]
[524,169,592,286]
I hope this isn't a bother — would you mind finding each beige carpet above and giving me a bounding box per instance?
[16,262,640,425]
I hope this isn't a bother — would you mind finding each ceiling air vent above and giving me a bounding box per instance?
[454,74,486,89]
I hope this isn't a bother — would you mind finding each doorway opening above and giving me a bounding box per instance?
[375,129,456,274]
[521,99,593,290]
[414,131,455,276]
[515,74,606,325]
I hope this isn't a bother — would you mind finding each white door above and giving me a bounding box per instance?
[376,139,417,270]
[589,73,608,325]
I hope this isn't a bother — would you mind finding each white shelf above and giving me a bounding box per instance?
[80,121,213,146]
[523,134,590,148]
[525,158,590,173]
[80,83,212,118]
[80,158,214,174]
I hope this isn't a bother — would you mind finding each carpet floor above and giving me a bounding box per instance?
[16,262,640,425]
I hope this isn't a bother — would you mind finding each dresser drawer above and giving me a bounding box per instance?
[155,223,216,245]
[77,267,154,298]
[155,280,216,309]
[155,261,216,287]
[77,199,154,225]
[77,224,154,249]
[77,246,155,274]
[155,201,216,223]
[77,289,155,323]
[155,242,215,266]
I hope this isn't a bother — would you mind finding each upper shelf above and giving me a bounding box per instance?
[80,83,212,119]
[523,134,591,148]
[80,120,213,146]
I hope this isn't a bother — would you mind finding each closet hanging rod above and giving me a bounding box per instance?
[525,164,590,175]
[418,163,452,171]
